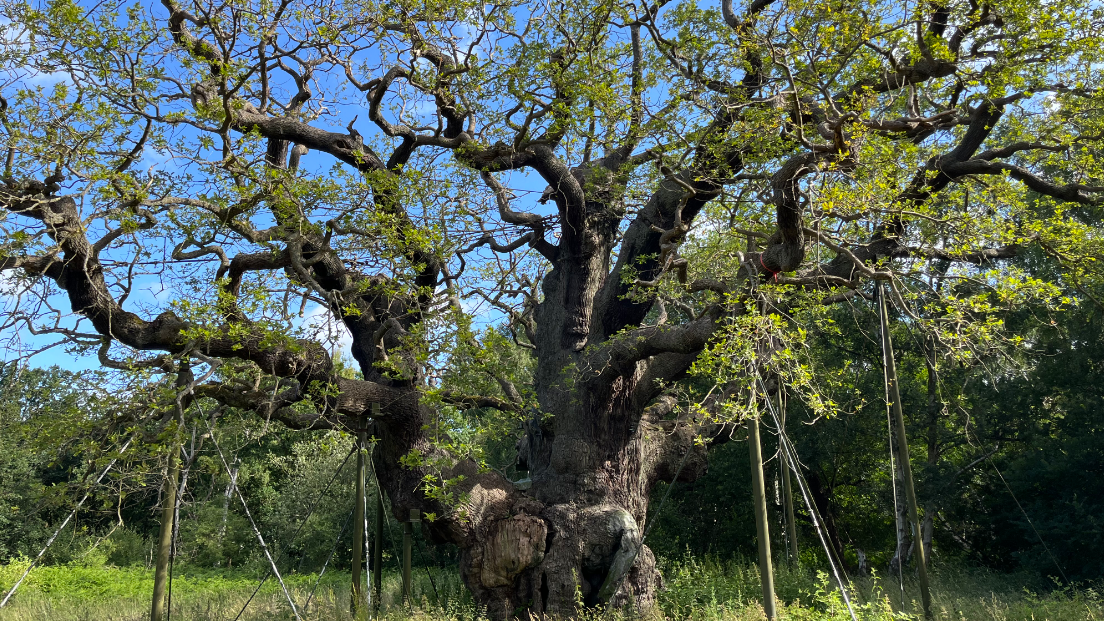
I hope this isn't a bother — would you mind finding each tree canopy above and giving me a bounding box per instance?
[1,0,1102,615]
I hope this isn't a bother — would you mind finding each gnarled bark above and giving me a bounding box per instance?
[2,0,1102,617]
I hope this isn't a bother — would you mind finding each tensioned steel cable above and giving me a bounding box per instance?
[984,456,1069,583]
[0,435,135,608]
[207,422,356,621]
[758,375,859,621]
[367,448,441,605]
[412,534,442,605]
[877,285,907,607]
[303,506,356,612]
[206,427,303,621]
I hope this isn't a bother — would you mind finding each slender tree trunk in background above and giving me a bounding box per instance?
[218,453,241,551]
[807,471,850,572]
[352,429,367,614]
[170,427,203,581]
[879,283,933,620]
[921,510,935,564]
[749,414,777,619]
[779,390,799,565]
[151,442,180,621]
[165,432,197,618]
[889,430,911,576]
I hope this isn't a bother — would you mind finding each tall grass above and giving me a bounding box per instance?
[0,560,473,621]
[660,554,1104,620]
[2,555,1101,620]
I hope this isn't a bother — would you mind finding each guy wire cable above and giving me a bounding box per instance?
[205,417,356,621]
[758,375,859,621]
[367,447,442,605]
[303,506,356,612]
[985,454,1069,583]
[413,533,443,605]
[877,284,907,607]
[207,426,303,621]
[0,434,135,608]
[961,421,1071,584]
[230,441,356,619]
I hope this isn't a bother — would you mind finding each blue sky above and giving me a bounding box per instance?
[0,0,582,373]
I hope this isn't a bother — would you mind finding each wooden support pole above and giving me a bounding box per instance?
[779,390,799,565]
[373,493,383,611]
[749,413,777,619]
[370,492,384,609]
[878,282,933,620]
[371,402,384,613]
[151,442,180,621]
[352,429,367,615]
[403,509,416,606]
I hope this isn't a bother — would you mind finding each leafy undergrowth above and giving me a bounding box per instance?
[1,555,1101,620]
[0,559,471,621]
[659,555,1104,621]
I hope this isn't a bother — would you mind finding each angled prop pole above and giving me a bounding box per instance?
[749,403,777,619]
[352,427,368,615]
[878,281,933,620]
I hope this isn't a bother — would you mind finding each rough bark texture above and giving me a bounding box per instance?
[2,0,1101,617]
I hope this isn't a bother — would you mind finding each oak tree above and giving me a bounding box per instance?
[1,0,1102,615]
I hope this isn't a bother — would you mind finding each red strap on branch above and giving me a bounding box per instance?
[759,253,780,282]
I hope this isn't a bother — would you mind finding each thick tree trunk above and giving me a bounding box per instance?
[388,258,709,619]
[354,182,718,618]
[457,483,664,618]
[453,389,685,618]
[366,374,705,619]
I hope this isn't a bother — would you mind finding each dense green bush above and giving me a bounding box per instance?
[103,528,152,568]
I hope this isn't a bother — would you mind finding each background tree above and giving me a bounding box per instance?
[1,0,1103,616]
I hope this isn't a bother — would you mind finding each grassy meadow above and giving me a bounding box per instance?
[1,556,1100,620]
